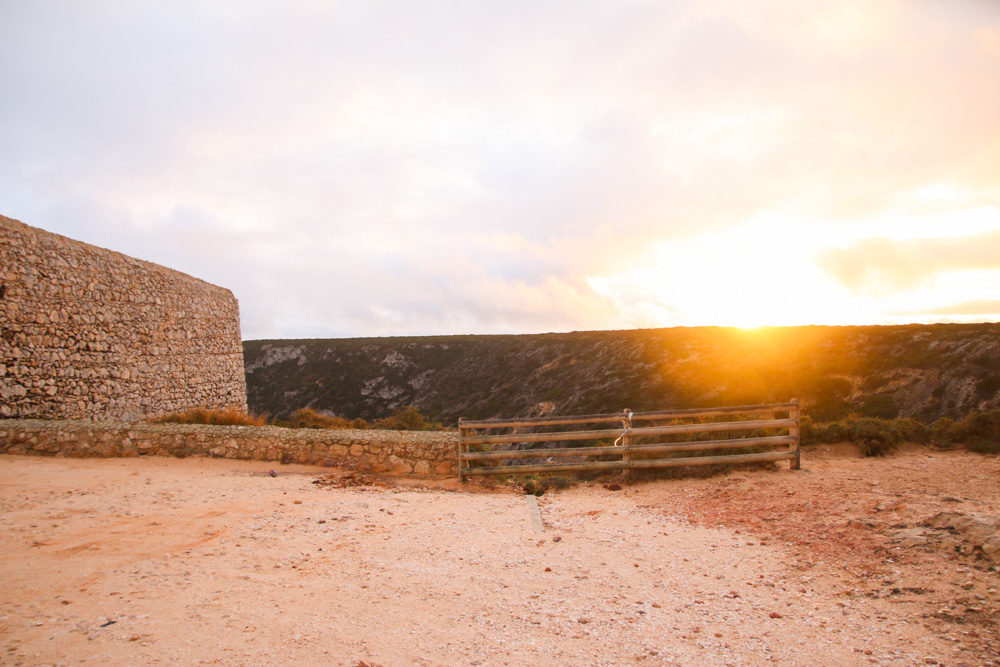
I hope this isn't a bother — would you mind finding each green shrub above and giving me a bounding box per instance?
[150,408,269,427]
[803,410,1000,456]
[967,439,1000,454]
[856,394,900,419]
[507,473,576,494]
[949,411,1000,449]
[930,417,956,445]
[895,418,930,443]
[802,415,900,456]
[799,414,816,443]
[846,417,901,457]
[821,419,850,444]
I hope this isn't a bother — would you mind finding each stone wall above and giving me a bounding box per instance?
[0,420,458,476]
[0,215,247,420]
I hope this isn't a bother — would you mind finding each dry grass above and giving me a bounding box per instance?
[288,407,368,430]
[149,408,269,427]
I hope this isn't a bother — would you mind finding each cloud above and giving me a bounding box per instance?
[2,1,1000,337]
[819,228,1000,295]
[914,300,1000,317]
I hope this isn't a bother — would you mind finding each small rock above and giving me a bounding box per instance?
[769,612,782,619]
[552,536,561,542]
[885,527,930,547]
[981,535,1000,562]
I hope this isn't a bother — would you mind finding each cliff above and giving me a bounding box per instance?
[244,324,1000,426]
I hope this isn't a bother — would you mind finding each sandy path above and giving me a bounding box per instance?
[0,449,996,666]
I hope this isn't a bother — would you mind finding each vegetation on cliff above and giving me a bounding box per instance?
[244,323,1000,427]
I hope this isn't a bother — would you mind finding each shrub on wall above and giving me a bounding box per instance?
[288,408,369,430]
[150,405,446,432]
[372,405,445,431]
[151,408,269,427]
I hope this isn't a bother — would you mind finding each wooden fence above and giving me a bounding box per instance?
[457,400,800,480]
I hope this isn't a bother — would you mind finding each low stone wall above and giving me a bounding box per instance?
[0,420,459,476]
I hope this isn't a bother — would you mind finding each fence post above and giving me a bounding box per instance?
[789,399,800,470]
[621,408,633,477]
[457,418,466,482]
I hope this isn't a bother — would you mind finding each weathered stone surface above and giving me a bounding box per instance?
[0,215,247,421]
[983,535,1000,562]
[925,511,1000,543]
[885,527,932,548]
[0,420,458,477]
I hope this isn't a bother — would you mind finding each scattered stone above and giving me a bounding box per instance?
[982,535,1000,562]
[924,512,1000,542]
[885,527,931,548]
[313,473,387,489]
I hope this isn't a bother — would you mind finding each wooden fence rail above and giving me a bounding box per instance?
[457,400,800,480]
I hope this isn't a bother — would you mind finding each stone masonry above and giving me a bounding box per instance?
[0,420,458,476]
[0,215,247,420]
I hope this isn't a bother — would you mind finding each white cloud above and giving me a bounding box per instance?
[2,0,999,337]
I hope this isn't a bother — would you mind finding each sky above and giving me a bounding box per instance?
[2,1,1000,340]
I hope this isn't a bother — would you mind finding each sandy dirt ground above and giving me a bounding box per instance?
[1,445,998,667]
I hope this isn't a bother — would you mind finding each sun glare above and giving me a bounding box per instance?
[587,190,1000,331]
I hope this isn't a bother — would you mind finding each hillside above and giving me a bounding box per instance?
[243,323,1000,426]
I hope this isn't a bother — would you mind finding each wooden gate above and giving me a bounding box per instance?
[457,400,800,480]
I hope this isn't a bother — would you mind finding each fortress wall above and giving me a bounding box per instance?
[0,420,458,476]
[0,215,247,421]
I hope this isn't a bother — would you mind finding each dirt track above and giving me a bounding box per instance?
[1,446,998,666]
